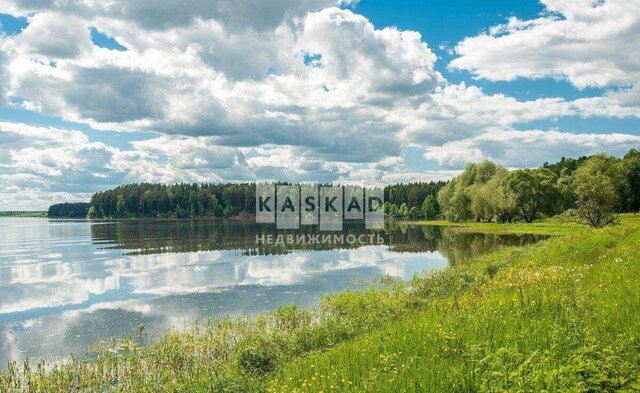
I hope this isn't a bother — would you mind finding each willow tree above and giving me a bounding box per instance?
[438,161,497,222]
[574,154,625,227]
[421,194,439,220]
[503,168,561,223]
[483,167,518,223]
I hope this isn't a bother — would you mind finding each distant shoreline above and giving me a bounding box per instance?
[0,212,256,220]
[0,211,47,218]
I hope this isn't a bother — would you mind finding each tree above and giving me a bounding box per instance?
[574,155,621,227]
[437,179,456,221]
[387,203,400,217]
[210,194,223,216]
[421,195,439,220]
[557,168,577,211]
[503,168,560,223]
[448,190,472,222]
[472,160,498,184]
[623,149,640,213]
[483,167,518,223]
[438,161,497,222]
[408,206,421,219]
[116,194,126,217]
[542,156,588,177]
[438,178,473,222]
[398,203,409,217]
[470,184,494,222]
[384,182,447,210]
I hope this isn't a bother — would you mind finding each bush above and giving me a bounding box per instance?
[236,336,283,376]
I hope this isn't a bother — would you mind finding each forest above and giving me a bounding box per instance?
[86,182,446,219]
[73,148,640,227]
[88,183,254,219]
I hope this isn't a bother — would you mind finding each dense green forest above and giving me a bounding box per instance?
[48,203,91,218]
[88,183,255,219]
[437,148,640,227]
[87,182,446,219]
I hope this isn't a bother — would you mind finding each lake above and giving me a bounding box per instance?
[0,217,546,366]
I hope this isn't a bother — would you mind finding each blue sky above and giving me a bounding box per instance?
[0,0,638,209]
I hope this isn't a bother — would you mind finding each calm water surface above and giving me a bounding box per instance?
[0,218,546,365]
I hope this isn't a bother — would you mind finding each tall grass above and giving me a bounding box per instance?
[2,220,640,392]
[267,225,640,392]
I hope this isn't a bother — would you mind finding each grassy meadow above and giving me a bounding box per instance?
[2,216,639,392]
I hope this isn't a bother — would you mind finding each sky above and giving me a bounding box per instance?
[0,0,639,210]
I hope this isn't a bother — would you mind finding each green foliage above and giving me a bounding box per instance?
[268,222,640,392]
[272,305,311,332]
[574,154,623,227]
[237,335,283,376]
[45,148,640,225]
[484,167,518,223]
[210,194,223,216]
[503,168,562,223]
[435,148,640,226]
[385,181,446,209]
[115,194,125,216]
[438,161,498,222]
[542,155,589,176]
[623,148,640,212]
[398,203,409,217]
[385,202,400,217]
[557,169,577,210]
[90,183,256,219]
[421,195,439,220]
[448,187,472,222]
[408,206,421,219]
[47,202,90,218]
[86,182,445,220]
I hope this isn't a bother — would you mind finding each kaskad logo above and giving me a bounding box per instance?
[256,184,384,230]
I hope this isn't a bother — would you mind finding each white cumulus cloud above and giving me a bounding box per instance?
[450,0,640,89]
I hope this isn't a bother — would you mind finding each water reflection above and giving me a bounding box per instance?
[0,218,547,365]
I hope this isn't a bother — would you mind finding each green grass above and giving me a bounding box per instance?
[0,211,47,218]
[268,222,640,392]
[2,218,640,392]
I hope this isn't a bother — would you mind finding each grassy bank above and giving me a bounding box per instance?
[268,223,640,392]
[2,219,640,392]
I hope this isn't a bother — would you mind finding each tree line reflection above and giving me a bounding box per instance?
[90,219,548,265]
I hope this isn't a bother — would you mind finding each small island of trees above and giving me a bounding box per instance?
[48,202,91,218]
